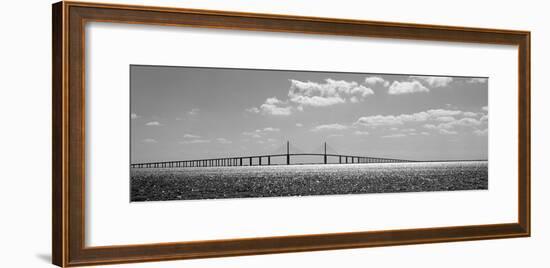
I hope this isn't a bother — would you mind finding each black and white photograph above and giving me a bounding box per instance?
[130,65,488,201]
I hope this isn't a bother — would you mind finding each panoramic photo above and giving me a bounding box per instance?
[130,65,488,202]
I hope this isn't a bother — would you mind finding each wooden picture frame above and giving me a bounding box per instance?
[52,1,530,266]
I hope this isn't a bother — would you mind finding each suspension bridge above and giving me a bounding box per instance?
[131,141,417,169]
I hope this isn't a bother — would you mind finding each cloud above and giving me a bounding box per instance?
[474,128,488,136]
[288,79,374,107]
[246,107,260,113]
[131,113,140,120]
[482,106,488,112]
[468,78,488,84]
[242,131,262,138]
[145,121,162,126]
[295,123,303,127]
[188,108,200,116]
[435,116,456,122]
[355,115,403,126]
[463,112,478,117]
[426,109,463,117]
[142,138,157,143]
[248,97,293,116]
[480,115,488,122]
[249,78,377,115]
[328,134,344,138]
[183,134,201,139]
[388,80,429,95]
[438,117,482,129]
[262,127,280,132]
[439,129,458,135]
[242,127,280,138]
[180,133,210,144]
[355,109,468,128]
[411,76,453,87]
[216,138,232,144]
[420,132,430,136]
[382,133,407,138]
[354,131,369,135]
[179,139,211,144]
[365,76,390,87]
[424,117,484,135]
[356,108,487,136]
[311,123,349,132]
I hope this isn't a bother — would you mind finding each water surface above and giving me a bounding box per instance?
[130,161,488,201]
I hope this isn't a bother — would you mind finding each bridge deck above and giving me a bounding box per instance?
[130,153,416,169]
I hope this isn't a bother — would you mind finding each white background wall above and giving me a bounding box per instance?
[0,0,548,267]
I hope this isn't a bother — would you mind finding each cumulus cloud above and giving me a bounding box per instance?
[427,109,463,117]
[411,76,453,87]
[288,79,374,108]
[295,123,303,127]
[242,127,280,138]
[388,80,429,95]
[131,113,140,120]
[311,123,349,132]
[354,109,463,127]
[247,97,292,116]
[438,117,482,129]
[482,106,488,112]
[246,107,260,113]
[249,78,378,115]
[180,133,210,144]
[435,116,456,122]
[365,76,390,87]
[468,78,488,84]
[216,138,232,144]
[463,112,478,117]
[183,134,201,139]
[142,138,157,143]
[474,128,488,136]
[242,131,262,138]
[439,129,458,135]
[354,131,369,135]
[145,121,162,126]
[480,115,488,122]
[188,108,200,115]
[355,108,487,136]
[262,127,280,132]
[355,115,403,126]
[179,139,211,144]
[382,133,407,138]
[422,116,484,136]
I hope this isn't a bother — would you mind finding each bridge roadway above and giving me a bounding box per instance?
[130,153,416,169]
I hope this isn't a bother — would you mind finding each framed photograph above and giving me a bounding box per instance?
[52,1,530,267]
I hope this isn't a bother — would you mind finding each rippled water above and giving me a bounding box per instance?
[130,161,488,201]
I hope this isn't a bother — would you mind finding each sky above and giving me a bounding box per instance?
[130,65,488,163]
